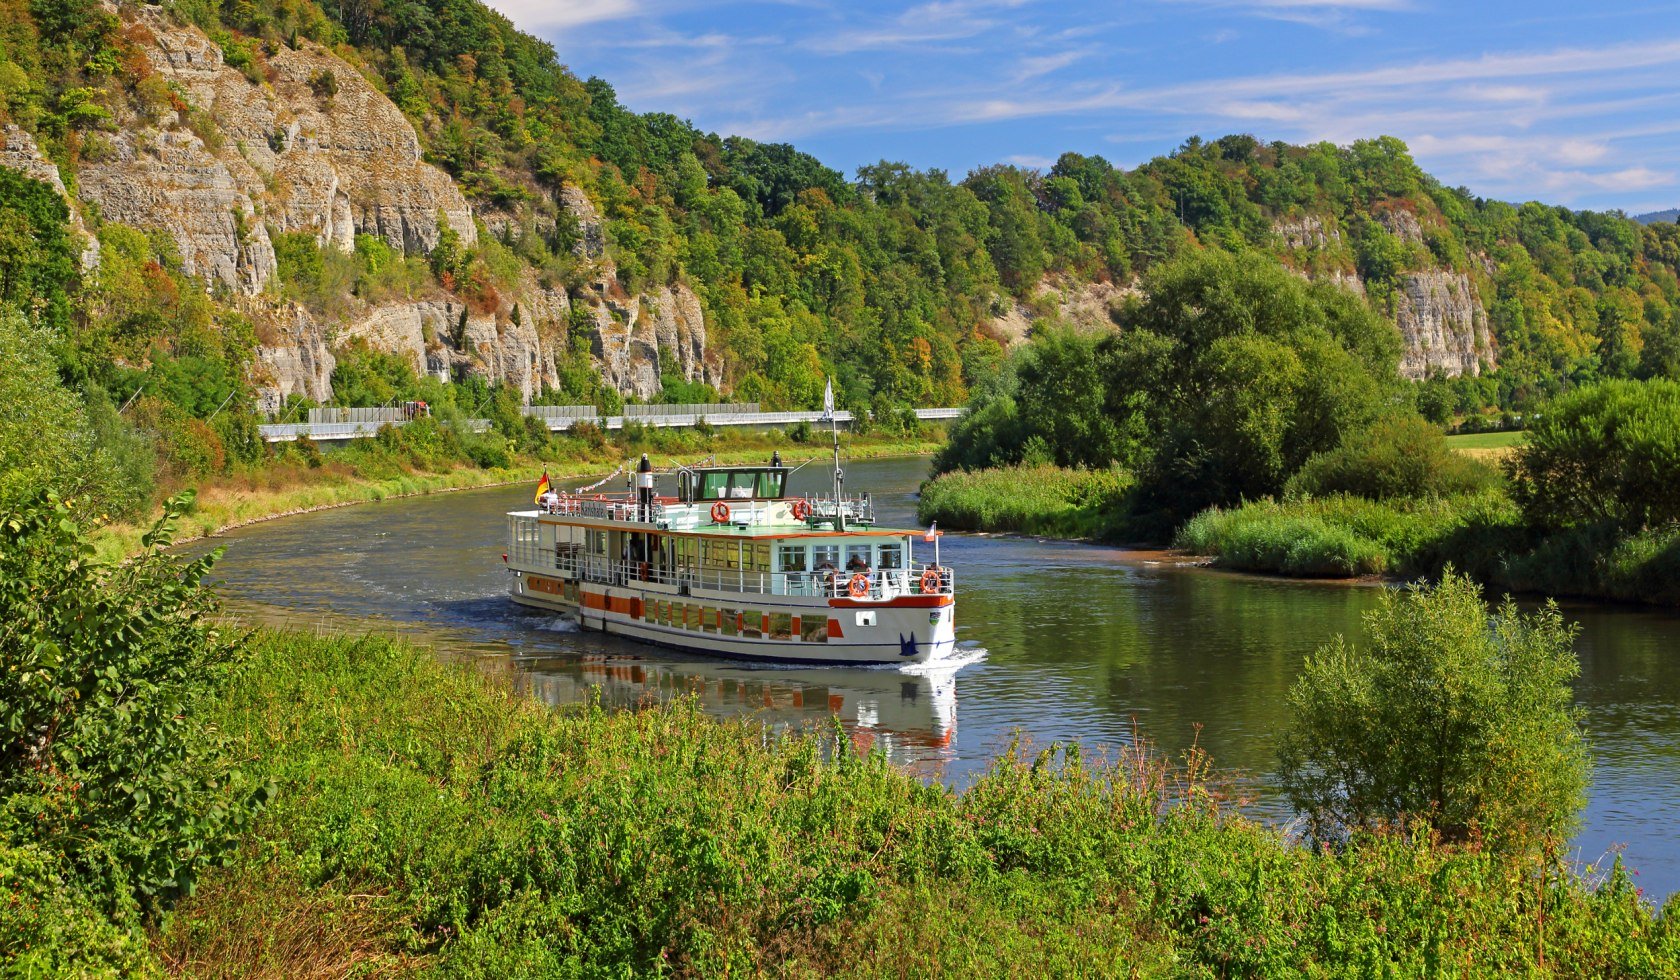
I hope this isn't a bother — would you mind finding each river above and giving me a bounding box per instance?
[195,455,1680,899]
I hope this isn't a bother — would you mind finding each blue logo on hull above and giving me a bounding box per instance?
[898,633,920,658]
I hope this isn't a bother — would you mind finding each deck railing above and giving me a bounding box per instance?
[538,549,953,599]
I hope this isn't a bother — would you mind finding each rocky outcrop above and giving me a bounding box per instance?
[2,125,100,271]
[985,276,1135,345]
[1375,208,1426,245]
[573,279,720,401]
[251,303,335,415]
[1393,270,1493,379]
[561,184,607,259]
[1275,214,1341,250]
[78,127,278,294]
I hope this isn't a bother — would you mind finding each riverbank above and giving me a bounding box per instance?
[91,433,944,562]
[918,462,1680,607]
[117,629,1680,974]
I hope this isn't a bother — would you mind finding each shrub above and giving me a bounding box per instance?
[1509,378,1680,531]
[0,492,270,913]
[1278,571,1589,852]
[916,465,1132,538]
[1286,415,1500,501]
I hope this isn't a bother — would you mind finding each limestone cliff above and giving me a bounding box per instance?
[986,276,1136,345]
[36,4,719,410]
[1269,215,1495,379]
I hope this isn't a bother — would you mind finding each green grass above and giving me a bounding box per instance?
[916,465,1133,539]
[1447,430,1527,449]
[125,628,1680,976]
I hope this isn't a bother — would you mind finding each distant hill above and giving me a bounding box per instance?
[1636,209,1680,225]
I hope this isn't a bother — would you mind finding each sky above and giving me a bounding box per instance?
[483,0,1680,214]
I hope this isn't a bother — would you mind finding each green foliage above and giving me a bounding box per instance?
[0,491,270,915]
[1278,572,1590,852]
[1509,379,1680,531]
[135,626,1680,975]
[916,464,1133,538]
[1286,415,1501,501]
[0,168,77,329]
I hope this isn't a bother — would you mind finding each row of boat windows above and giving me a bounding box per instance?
[647,601,828,643]
[567,527,905,573]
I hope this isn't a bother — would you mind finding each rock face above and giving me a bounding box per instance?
[1271,213,1494,379]
[985,276,1135,345]
[53,7,718,409]
[1393,270,1493,379]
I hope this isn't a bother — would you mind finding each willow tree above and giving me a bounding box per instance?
[1278,572,1589,853]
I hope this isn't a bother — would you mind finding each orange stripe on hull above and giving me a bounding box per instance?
[827,595,953,609]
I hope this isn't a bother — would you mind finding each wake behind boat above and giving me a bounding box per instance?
[503,446,956,665]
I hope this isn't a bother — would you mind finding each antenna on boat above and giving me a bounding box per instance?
[823,377,844,530]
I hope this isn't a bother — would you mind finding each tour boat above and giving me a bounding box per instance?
[503,450,956,665]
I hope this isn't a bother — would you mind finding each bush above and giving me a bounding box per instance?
[1176,506,1389,576]
[1286,415,1500,501]
[1509,379,1680,531]
[0,492,270,913]
[1278,571,1589,852]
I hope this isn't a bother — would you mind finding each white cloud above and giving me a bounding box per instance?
[486,0,642,30]
[1003,153,1056,168]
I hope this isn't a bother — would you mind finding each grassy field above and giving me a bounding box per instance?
[1446,430,1526,463]
[134,629,1678,976]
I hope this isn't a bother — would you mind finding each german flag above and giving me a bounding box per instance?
[533,469,552,503]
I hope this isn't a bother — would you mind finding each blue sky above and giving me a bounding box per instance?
[485,0,1680,213]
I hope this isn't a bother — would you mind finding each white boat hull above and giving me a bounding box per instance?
[509,570,956,665]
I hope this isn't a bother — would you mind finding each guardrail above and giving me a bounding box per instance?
[260,407,961,443]
[540,552,954,600]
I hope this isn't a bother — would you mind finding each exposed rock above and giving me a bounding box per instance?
[645,283,719,387]
[985,276,1136,345]
[338,297,560,403]
[1375,208,1426,245]
[1274,214,1340,250]
[2,124,100,270]
[251,303,335,414]
[1392,270,1494,379]
[77,127,277,294]
[561,184,607,259]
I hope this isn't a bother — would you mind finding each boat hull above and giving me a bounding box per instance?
[509,572,955,666]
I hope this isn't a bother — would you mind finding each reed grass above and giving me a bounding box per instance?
[916,465,1133,539]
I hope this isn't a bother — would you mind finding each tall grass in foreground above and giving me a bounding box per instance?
[916,465,1132,538]
[138,630,1679,976]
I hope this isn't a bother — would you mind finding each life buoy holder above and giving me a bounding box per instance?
[920,567,942,595]
[791,498,812,521]
[848,573,870,599]
[710,501,730,523]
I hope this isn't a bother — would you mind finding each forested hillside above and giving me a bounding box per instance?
[4,0,1680,520]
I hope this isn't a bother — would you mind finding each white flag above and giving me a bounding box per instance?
[924,521,938,542]
[821,378,835,420]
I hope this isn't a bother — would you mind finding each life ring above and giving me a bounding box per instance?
[791,498,812,521]
[710,501,730,523]
[848,573,870,599]
[920,567,941,595]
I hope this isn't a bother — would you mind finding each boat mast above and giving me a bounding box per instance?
[825,377,844,531]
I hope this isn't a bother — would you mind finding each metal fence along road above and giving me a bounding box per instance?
[257,406,962,443]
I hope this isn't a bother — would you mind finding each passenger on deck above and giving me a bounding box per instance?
[846,554,870,574]
[539,489,560,512]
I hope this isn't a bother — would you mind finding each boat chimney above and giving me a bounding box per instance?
[637,454,654,521]
[771,450,782,468]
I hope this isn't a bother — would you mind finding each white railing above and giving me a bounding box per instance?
[624,402,759,418]
[535,549,953,600]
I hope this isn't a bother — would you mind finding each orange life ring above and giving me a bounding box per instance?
[791,498,812,521]
[848,573,870,598]
[710,501,730,523]
[920,567,941,595]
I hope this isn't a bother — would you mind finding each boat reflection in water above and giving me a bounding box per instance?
[508,632,982,774]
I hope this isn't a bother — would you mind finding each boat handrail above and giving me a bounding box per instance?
[539,549,953,599]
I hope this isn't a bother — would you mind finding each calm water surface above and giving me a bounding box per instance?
[195,456,1680,899]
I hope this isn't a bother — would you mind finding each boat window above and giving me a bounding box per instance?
[755,470,786,499]
[746,541,771,572]
[700,471,731,500]
[729,471,755,498]
[878,542,903,570]
[812,544,839,570]
[770,613,793,640]
[686,605,702,630]
[742,611,763,639]
[720,608,739,636]
[845,544,871,570]
[778,544,807,572]
[800,616,827,643]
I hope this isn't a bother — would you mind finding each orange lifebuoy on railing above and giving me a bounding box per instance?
[710,501,730,523]
[791,498,811,521]
[920,567,941,595]
[848,573,870,599]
